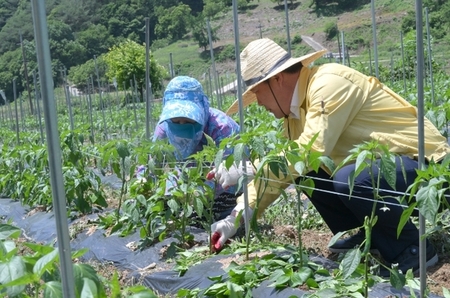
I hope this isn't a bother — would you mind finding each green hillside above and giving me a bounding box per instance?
[153,0,450,80]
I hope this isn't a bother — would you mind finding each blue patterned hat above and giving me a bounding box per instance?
[158,76,210,126]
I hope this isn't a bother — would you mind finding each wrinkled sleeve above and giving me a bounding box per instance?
[298,73,365,157]
[238,73,365,217]
[152,123,167,142]
[208,111,240,158]
[206,109,241,195]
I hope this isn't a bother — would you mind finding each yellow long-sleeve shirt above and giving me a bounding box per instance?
[237,63,450,217]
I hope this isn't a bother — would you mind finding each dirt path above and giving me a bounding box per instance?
[301,35,327,51]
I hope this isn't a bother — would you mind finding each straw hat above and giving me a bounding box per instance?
[226,38,327,115]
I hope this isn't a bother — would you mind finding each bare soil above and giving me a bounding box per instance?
[297,228,450,297]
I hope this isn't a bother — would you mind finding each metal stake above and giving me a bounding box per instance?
[30,0,75,296]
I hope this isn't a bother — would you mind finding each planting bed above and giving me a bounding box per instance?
[0,170,446,297]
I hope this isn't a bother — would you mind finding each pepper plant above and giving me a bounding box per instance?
[0,223,158,297]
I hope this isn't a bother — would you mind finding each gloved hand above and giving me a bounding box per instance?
[135,165,147,182]
[210,203,254,252]
[207,161,254,189]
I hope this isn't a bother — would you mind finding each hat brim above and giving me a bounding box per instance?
[226,49,327,115]
[158,100,205,125]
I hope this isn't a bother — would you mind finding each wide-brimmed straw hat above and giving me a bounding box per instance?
[226,38,327,115]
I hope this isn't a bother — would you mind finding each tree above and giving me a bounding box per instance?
[67,56,108,92]
[48,0,102,32]
[191,14,220,51]
[76,24,115,59]
[203,0,226,18]
[154,4,192,41]
[0,48,23,102]
[47,19,87,71]
[103,39,168,100]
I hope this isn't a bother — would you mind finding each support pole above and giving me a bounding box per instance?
[30,0,75,297]
[414,0,428,296]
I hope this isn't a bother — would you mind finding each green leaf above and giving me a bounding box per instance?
[354,150,370,177]
[0,256,27,296]
[294,161,306,176]
[128,291,158,298]
[117,141,130,159]
[233,143,245,165]
[328,231,348,247]
[192,197,203,218]
[110,222,123,235]
[110,271,121,298]
[112,162,121,178]
[442,287,450,298]
[44,281,63,298]
[139,227,147,238]
[126,283,159,296]
[290,267,312,287]
[81,277,98,298]
[33,248,58,276]
[397,203,416,238]
[73,264,102,296]
[72,248,89,260]
[1,272,35,288]
[380,154,397,190]
[315,288,337,297]
[0,224,21,240]
[319,155,336,173]
[305,277,319,288]
[389,269,406,290]
[167,199,179,213]
[415,185,440,222]
[340,248,361,278]
[269,269,290,287]
[24,242,56,255]
[0,240,16,259]
[214,149,224,169]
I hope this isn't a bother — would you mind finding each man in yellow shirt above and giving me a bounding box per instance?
[208,38,450,276]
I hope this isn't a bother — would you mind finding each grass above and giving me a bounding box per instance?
[152,40,209,79]
[150,0,425,81]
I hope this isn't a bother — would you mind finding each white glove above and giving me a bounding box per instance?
[210,203,254,252]
[208,161,254,189]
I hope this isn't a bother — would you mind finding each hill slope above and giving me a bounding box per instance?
[154,0,416,78]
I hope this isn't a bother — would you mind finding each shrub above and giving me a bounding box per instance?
[292,34,302,44]
[324,21,339,40]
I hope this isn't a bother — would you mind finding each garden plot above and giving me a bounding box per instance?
[0,169,444,298]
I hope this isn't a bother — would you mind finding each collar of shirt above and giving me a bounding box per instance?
[289,81,300,119]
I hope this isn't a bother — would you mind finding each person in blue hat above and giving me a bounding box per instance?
[141,75,242,221]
